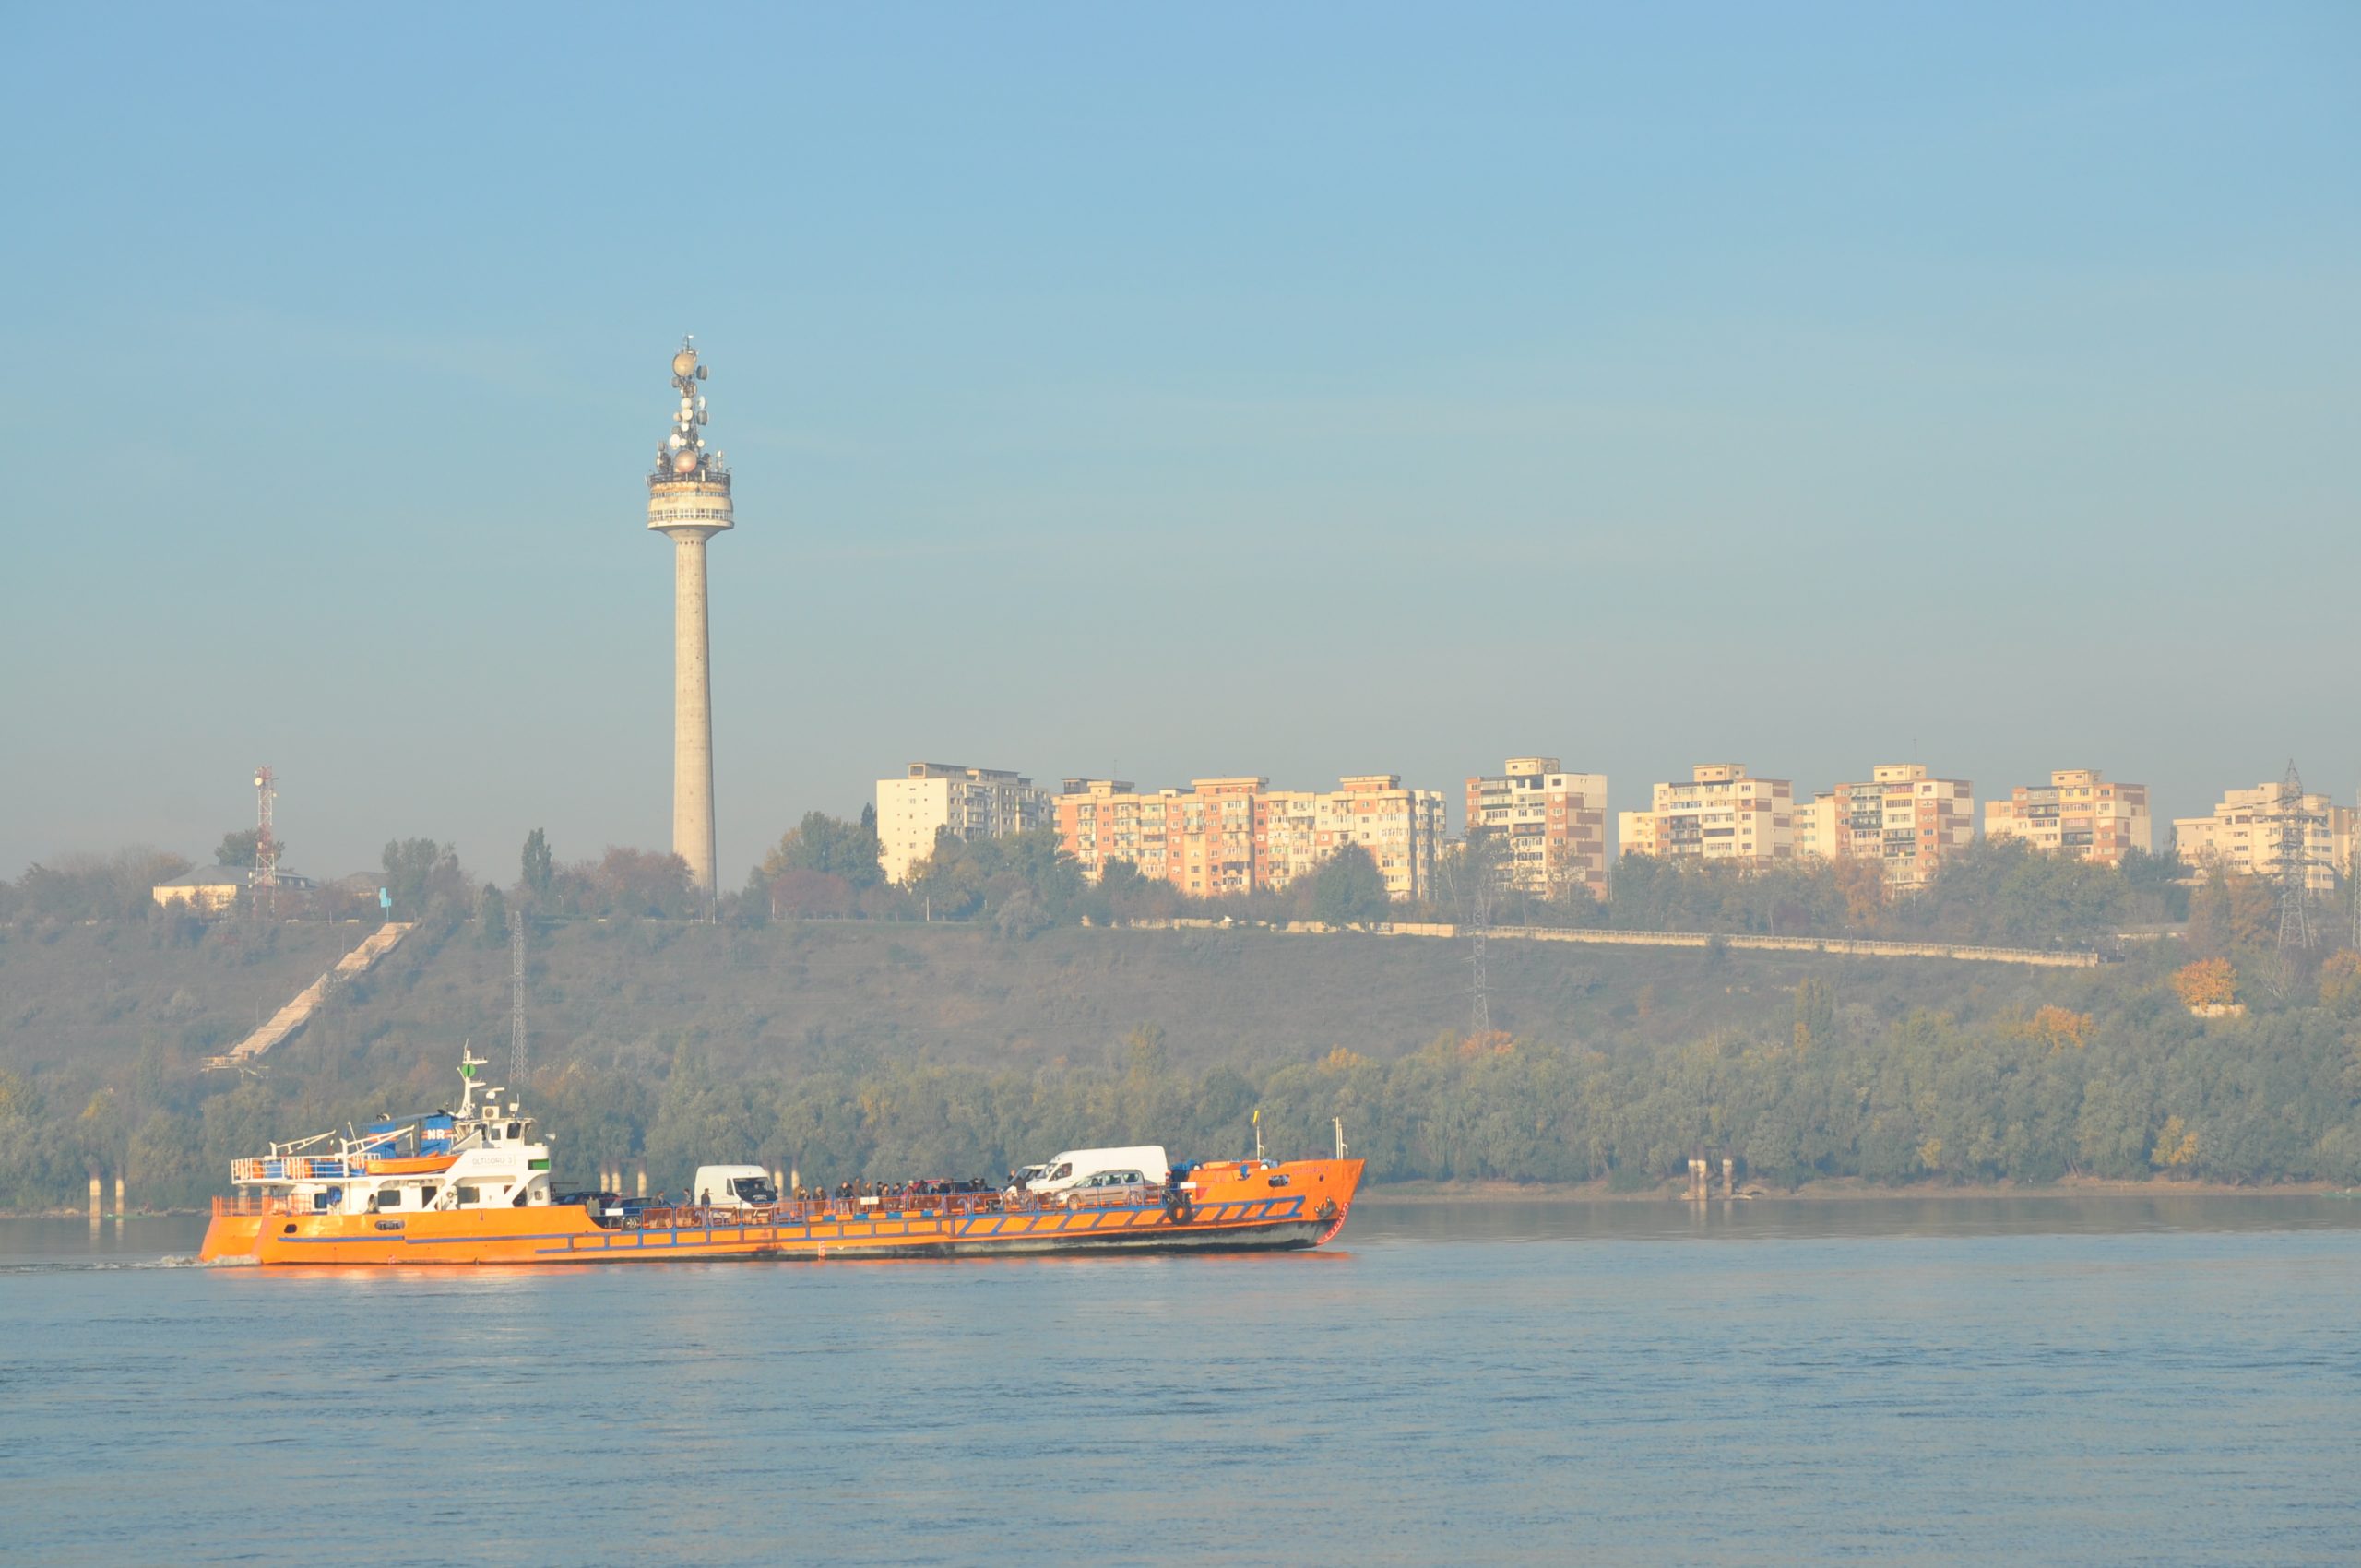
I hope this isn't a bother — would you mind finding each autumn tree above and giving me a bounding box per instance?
[2031,1004,2092,1051]
[2170,957,2238,1010]
[2316,950,2361,1015]
[2151,1115,2199,1170]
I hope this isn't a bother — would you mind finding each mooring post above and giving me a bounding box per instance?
[115,1171,126,1220]
[636,1164,647,1199]
[1722,1158,1734,1198]
[89,1170,102,1227]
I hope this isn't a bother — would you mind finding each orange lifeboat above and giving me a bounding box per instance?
[368,1154,459,1176]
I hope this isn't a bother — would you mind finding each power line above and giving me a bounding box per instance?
[2276,758,2317,953]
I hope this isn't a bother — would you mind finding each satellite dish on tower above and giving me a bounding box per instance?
[672,348,699,378]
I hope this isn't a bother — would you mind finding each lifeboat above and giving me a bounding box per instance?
[367,1154,459,1176]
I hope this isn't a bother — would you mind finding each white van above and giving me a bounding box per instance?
[1026,1146,1169,1202]
[694,1164,777,1209]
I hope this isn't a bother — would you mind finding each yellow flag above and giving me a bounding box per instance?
[1252,1107,1260,1124]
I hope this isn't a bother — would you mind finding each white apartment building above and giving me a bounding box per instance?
[1620,764,1796,865]
[1465,757,1609,899]
[876,762,1051,885]
[2174,780,2355,893]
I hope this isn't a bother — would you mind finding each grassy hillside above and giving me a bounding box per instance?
[5,916,2122,1082]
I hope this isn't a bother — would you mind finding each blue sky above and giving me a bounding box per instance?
[2,4,2355,884]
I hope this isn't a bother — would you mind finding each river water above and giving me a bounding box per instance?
[3,1197,2357,1566]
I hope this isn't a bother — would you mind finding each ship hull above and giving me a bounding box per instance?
[201,1158,1362,1266]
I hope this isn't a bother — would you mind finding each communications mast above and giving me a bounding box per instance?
[253,766,279,916]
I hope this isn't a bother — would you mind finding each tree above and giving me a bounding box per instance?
[1793,978,1834,1055]
[521,828,553,902]
[755,811,884,893]
[381,839,467,923]
[215,829,263,868]
[1311,844,1390,926]
[589,847,695,919]
[477,883,509,948]
[2170,957,2238,1010]
[766,869,854,919]
[2030,1004,2092,1051]
[2318,950,2361,1015]
[2151,1115,2199,1170]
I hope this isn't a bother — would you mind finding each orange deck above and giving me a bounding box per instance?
[200,1158,1363,1265]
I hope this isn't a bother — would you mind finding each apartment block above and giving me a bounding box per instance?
[1057,773,1445,903]
[1465,757,1609,899]
[1619,764,1795,865]
[1304,774,1447,903]
[1984,768,2152,865]
[1793,764,1975,890]
[1170,777,1266,898]
[876,762,1051,885]
[2174,781,2356,892]
[1054,778,1173,885]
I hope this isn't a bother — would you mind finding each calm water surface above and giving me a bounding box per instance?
[4,1197,2357,1566]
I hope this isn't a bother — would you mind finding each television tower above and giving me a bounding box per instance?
[647,339,732,905]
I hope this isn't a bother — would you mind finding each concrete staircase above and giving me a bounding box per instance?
[203,921,415,1071]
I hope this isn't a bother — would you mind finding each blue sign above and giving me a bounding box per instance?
[379,887,392,910]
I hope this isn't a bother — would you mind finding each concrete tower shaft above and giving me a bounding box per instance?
[647,339,732,903]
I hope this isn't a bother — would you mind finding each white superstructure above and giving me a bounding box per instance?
[227,1049,554,1219]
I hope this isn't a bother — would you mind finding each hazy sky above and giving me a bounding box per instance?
[3,5,2355,886]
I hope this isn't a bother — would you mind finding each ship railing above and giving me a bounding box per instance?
[231,1154,393,1182]
[612,1186,1174,1229]
[618,1191,1039,1229]
[232,1155,350,1182]
[212,1192,312,1218]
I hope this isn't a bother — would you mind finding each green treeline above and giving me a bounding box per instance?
[0,814,2248,954]
[6,956,2359,1210]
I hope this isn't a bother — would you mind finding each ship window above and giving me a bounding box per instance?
[507,1123,522,1140]
[457,1185,481,1206]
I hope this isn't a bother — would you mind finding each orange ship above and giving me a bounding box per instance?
[198,1051,1363,1266]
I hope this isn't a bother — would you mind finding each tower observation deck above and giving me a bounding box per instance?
[647,339,732,904]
